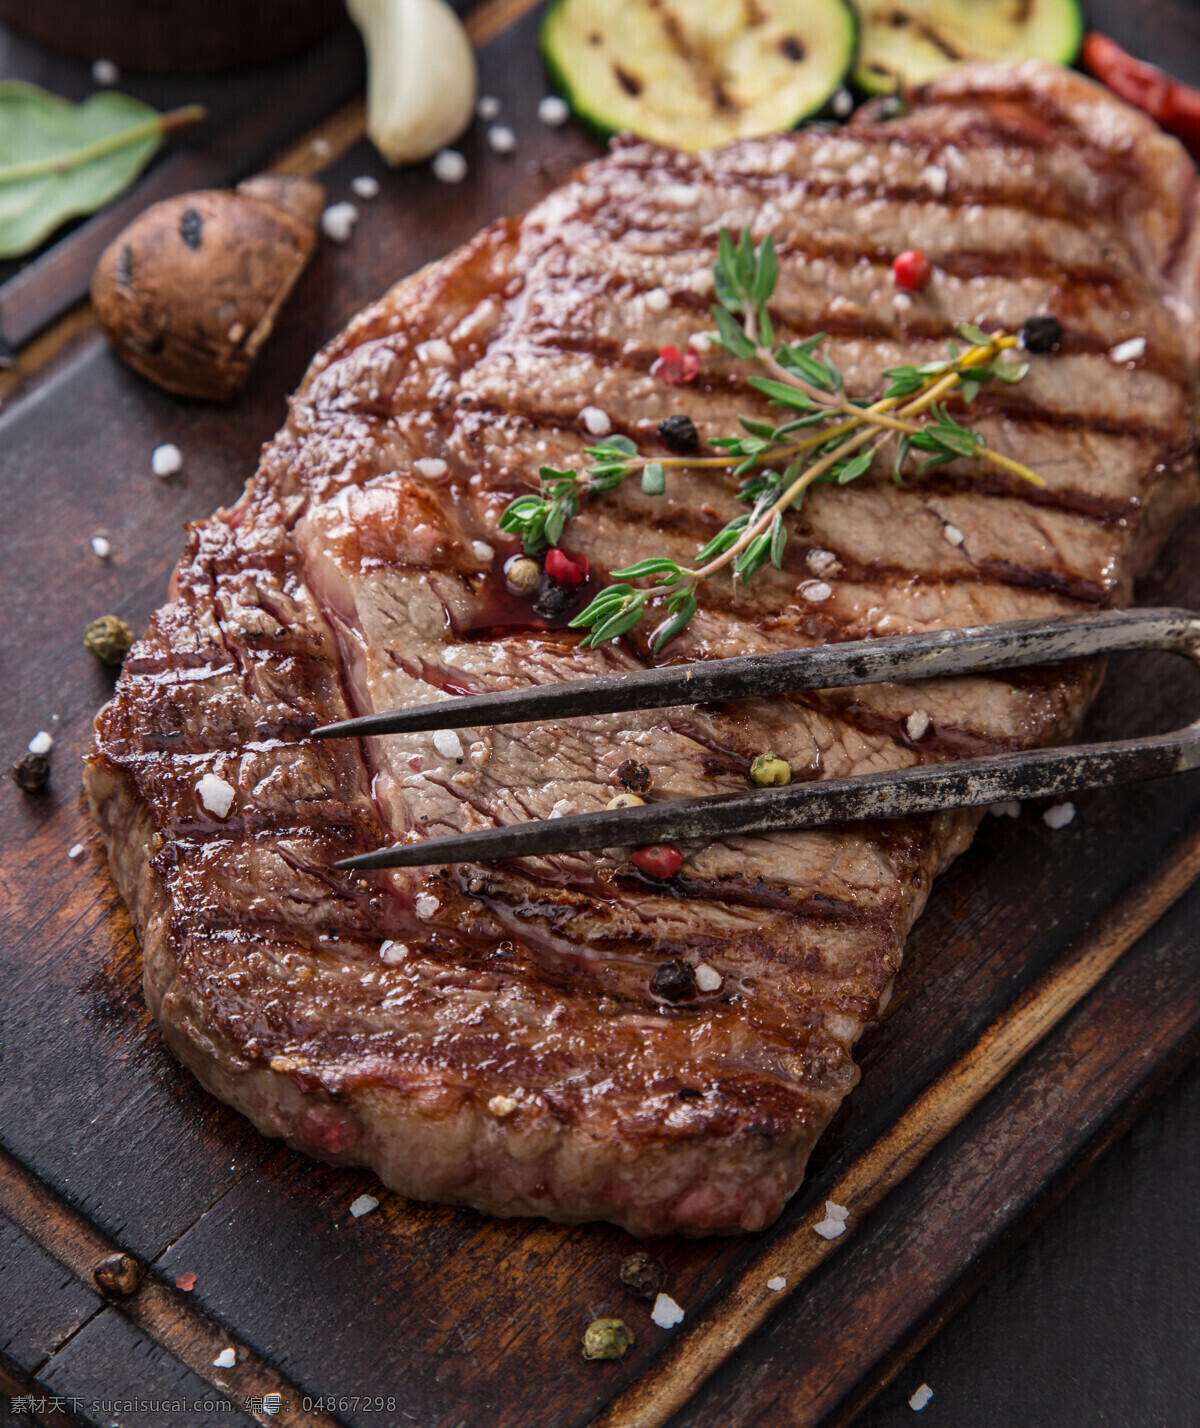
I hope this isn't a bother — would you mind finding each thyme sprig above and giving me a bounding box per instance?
[499,228,1042,652]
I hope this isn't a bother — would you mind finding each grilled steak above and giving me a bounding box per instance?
[87,63,1200,1237]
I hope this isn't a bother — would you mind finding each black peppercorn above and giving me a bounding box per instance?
[619,1250,668,1300]
[533,584,572,621]
[615,758,653,794]
[658,414,699,453]
[11,752,49,793]
[1020,315,1063,354]
[93,1252,141,1297]
[651,959,696,1002]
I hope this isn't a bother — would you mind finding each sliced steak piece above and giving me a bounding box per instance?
[87,62,1200,1237]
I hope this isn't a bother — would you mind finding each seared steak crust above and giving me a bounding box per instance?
[88,63,1200,1236]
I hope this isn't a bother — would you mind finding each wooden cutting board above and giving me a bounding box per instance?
[4,3,1200,1425]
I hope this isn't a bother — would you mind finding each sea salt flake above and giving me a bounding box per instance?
[213,1348,236,1369]
[28,731,53,755]
[418,338,456,366]
[477,94,502,120]
[350,174,381,200]
[688,331,715,352]
[831,88,854,118]
[906,710,931,741]
[1110,336,1146,364]
[800,580,833,603]
[91,535,111,559]
[580,405,612,436]
[380,940,408,964]
[806,548,839,576]
[196,773,235,819]
[538,95,570,127]
[826,1200,850,1222]
[432,149,468,184]
[645,287,671,313]
[472,540,494,563]
[694,963,722,993]
[349,1193,379,1218]
[487,124,516,154]
[814,1217,845,1240]
[92,58,119,85]
[990,800,1021,819]
[944,524,965,546]
[1043,801,1076,829]
[433,729,464,759]
[310,137,332,158]
[909,1384,934,1411]
[651,1293,685,1328]
[415,457,448,478]
[488,1094,518,1117]
[766,1275,787,1291]
[415,893,440,920]
[67,843,84,861]
[321,201,359,243]
[152,443,182,477]
[922,164,949,195]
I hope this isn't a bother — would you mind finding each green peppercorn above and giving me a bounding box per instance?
[606,792,644,810]
[505,555,541,592]
[582,1318,634,1361]
[83,615,135,666]
[750,751,792,787]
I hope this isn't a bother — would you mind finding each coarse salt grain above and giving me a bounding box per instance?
[321,201,359,243]
[477,94,502,120]
[826,1200,850,1222]
[487,124,517,154]
[651,1293,685,1329]
[906,709,931,741]
[310,137,332,158]
[92,58,119,85]
[806,548,839,576]
[645,287,671,313]
[922,164,949,195]
[909,1384,934,1412]
[432,149,468,184]
[580,405,612,436]
[944,524,965,546]
[68,843,84,861]
[349,1193,379,1217]
[1110,336,1146,364]
[832,88,854,118]
[538,95,570,127]
[152,443,182,478]
[990,800,1021,819]
[351,174,381,200]
[472,540,494,563]
[766,1275,787,1291]
[415,457,448,478]
[689,332,714,352]
[488,1094,518,1117]
[28,731,53,755]
[694,963,722,993]
[380,941,408,964]
[433,728,464,759]
[415,893,440,919]
[800,580,833,603]
[196,772,235,819]
[1044,801,1076,829]
[91,535,111,559]
[213,1348,236,1369]
[813,1217,845,1240]
[419,338,456,366]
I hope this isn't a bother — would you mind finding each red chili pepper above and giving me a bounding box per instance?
[631,843,683,879]
[1081,32,1200,162]
[545,547,589,587]
[651,343,700,385]
[891,250,932,292]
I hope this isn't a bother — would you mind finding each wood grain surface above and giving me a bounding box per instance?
[3,3,1200,1426]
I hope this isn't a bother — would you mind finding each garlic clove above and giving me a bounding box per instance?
[348,0,477,166]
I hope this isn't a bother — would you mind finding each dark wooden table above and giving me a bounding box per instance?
[3,3,1200,1426]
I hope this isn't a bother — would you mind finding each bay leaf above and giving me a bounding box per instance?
[0,82,203,258]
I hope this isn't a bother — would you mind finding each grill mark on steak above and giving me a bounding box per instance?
[86,63,1200,1237]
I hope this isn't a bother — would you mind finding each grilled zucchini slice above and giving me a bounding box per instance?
[540,0,857,152]
[854,0,1083,95]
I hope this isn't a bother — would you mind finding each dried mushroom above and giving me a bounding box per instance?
[91,173,324,402]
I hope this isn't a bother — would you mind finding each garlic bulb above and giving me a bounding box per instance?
[347,0,477,165]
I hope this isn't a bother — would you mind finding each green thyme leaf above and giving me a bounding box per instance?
[993,359,1029,384]
[769,512,786,568]
[747,376,820,410]
[832,446,874,484]
[960,380,980,403]
[739,418,778,439]
[893,432,911,484]
[641,461,665,496]
[652,587,697,653]
[752,233,778,311]
[610,557,681,580]
[584,435,638,458]
[712,304,757,360]
[954,322,992,347]
[735,529,774,580]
